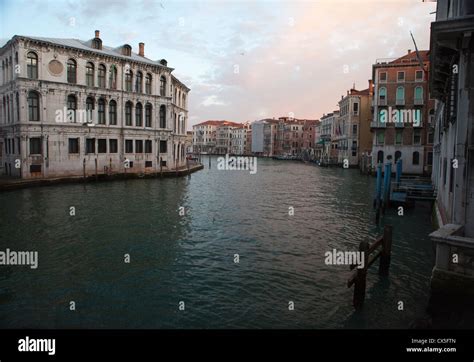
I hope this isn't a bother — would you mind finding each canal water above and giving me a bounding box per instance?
[0,156,435,328]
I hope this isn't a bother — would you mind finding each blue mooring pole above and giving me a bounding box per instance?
[375,162,383,224]
[383,162,392,212]
[376,163,382,201]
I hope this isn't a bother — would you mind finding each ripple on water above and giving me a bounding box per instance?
[0,158,434,328]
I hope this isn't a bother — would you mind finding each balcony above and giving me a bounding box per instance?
[414,98,424,105]
[430,13,474,98]
[370,121,386,128]
[396,98,405,106]
[378,99,387,106]
[430,223,474,296]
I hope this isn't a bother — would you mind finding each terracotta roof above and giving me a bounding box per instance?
[195,120,241,127]
[390,50,430,64]
[349,88,370,96]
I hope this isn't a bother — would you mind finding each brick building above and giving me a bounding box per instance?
[371,50,435,175]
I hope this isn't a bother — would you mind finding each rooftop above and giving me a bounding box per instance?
[374,50,429,67]
[194,120,241,127]
[3,32,173,70]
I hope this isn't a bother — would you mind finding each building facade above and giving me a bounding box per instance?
[230,123,249,155]
[371,50,434,174]
[0,31,189,179]
[318,111,339,164]
[336,85,372,166]
[429,0,474,297]
[251,120,266,155]
[192,120,240,154]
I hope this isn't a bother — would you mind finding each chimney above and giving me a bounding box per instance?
[407,49,411,54]
[368,79,374,96]
[139,42,145,57]
[95,30,100,38]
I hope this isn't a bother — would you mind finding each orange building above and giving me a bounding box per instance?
[371,50,435,175]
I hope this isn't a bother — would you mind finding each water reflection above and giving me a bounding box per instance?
[0,157,434,328]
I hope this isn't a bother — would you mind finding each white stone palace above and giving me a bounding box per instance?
[0,30,190,179]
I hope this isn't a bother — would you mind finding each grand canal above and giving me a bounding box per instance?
[0,157,435,328]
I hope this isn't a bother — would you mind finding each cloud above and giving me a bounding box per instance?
[201,95,228,107]
[1,0,436,129]
[181,0,436,127]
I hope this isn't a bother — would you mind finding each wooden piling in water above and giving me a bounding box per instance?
[353,240,369,309]
[347,224,393,309]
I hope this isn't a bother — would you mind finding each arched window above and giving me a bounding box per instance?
[98,64,106,88]
[160,76,166,96]
[86,97,94,123]
[109,100,117,125]
[15,92,19,122]
[181,114,186,134]
[395,151,402,162]
[135,102,143,126]
[98,98,106,124]
[136,71,143,93]
[92,38,102,50]
[27,52,38,79]
[125,70,133,91]
[414,86,423,102]
[86,62,95,87]
[6,95,10,123]
[67,59,77,84]
[159,105,166,128]
[67,94,77,122]
[145,103,152,127]
[109,65,117,89]
[377,150,384,164]
[396,86,404,103]
[412,151,420,165]
[145,73,152,94]
[125,101,132,126]
[122,44,132,56]
[28,91,40,122]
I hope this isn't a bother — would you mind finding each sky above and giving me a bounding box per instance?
[0,0,437,129]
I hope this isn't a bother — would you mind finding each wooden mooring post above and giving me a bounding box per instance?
[347,224,393,309]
